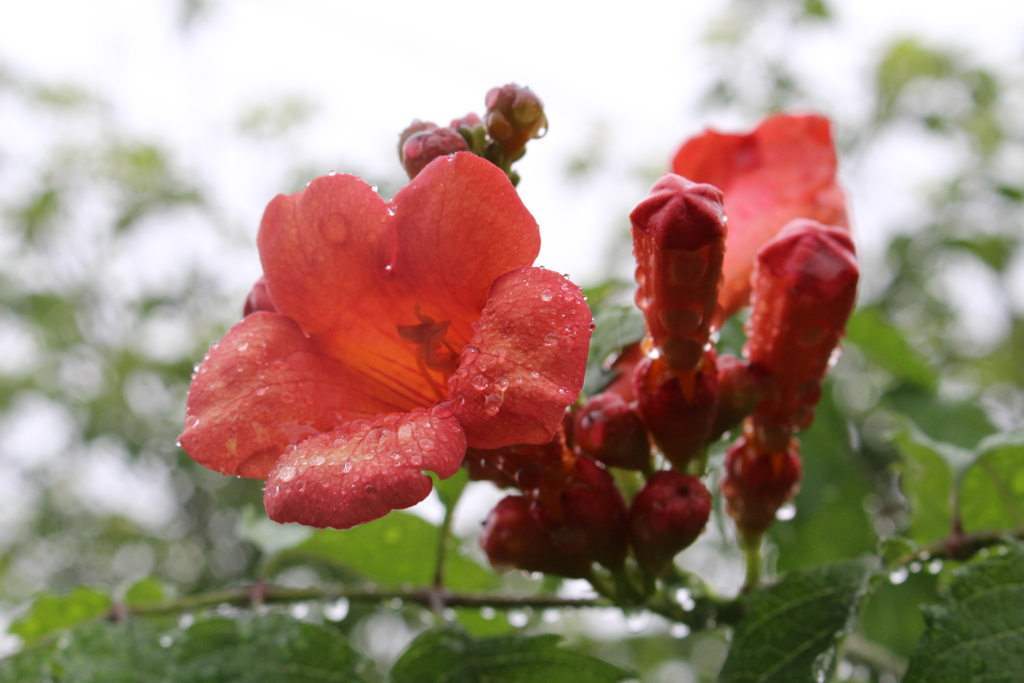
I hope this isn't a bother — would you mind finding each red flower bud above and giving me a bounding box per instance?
[481,495,591,578]
[484,84,548,158]
[480,456,628,577]
[400,128,470,180]
[243,275,277,317]
[450,112,484,134]
[397,119,437,154]
[633,352,719,469]
[629,470,711,577]
[630,174,726,373]
[464,426,575,513]
[574,392,650,470]
[745,219,858,438]
[709,355,766,441]
[720,430,802,539]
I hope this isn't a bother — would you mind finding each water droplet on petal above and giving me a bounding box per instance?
[255,383,269,397]
[471,375,489,391]
[410,455,423,467]
[342,461,353,473]
[543,333,558,347]
[184,415,200,430]
[418,438,435,451]
[277,465,297,482]
[237,342,249,352]
[540,289,553,301]
[365,484,377,495]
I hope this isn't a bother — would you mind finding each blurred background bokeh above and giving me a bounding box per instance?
[1,0,1023,680]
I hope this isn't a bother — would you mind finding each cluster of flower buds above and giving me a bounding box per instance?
[474,113,858,584]
[398,84,546,186]
[475,428,629,579]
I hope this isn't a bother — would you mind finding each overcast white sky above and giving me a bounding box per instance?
[2,0,1022,285]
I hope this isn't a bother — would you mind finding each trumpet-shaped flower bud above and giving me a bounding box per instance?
[721,430,802,540]
[672,114,848,318]
[484,84,548,158]
[745,219,858,445]
[633,351,719,469]
[464,426,575,513]
[630,175,727,373]
[629,470,711,577]
[574,392,650,471]
[480,456,628,577]
[709,355,766,442]
[400,127,470,180]
[243,275,277,317]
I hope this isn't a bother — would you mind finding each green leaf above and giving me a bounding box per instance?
[903,546,1024,682]
[431,467,469,510]
[175,614,368,682]
[845,307,937,391]
[879,536,918,568]
[287,511,497,591]
[9,587,111,645]
[0,613,369,683]
[239,506,313,556]
[718,559,876,683]
[891,420,973,543]
[584,303,645,394]
[123,577,166,608]
[389,627,633,683]
[959,429,1024,533]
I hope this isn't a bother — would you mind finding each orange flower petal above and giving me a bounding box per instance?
[263,403,465,529]
[449,267,592,449]
[257,154,540,410]
[180,312,404,478]
[672,114,848,317]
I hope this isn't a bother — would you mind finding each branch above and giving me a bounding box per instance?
[123,584,611,618]
[895,526,1024,566]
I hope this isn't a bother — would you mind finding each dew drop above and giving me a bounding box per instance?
[255,383,269,397]
[418,438,435,451]
[184,415,200,430]
[624,610,651,633]
[543,333,558,347]
[410,455,423,467]
[889,567,909,585]
[342,461,353,473]
[277,465,297,482]
[471,375,489,391]
[494,377,509,391]
[507,609,528,627]
[365,484,377,495]
[237,342,249,352]
[540,289,553,302]
[323,598,350,621]
[670,623,691,638]
[775,502,796,521]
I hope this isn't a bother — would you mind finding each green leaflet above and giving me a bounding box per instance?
[718,559,876,683]
[390,626,634,683]
[903,546,1024,682]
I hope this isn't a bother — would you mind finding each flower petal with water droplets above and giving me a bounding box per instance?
[263,403,465,529]
[180,312,404,478]
[450,267,592,449]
